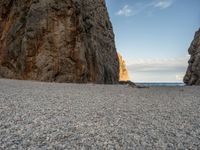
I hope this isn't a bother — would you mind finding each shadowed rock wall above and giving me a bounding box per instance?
[184,28,200,85]
[0,0,119,83]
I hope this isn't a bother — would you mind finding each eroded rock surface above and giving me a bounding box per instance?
[184,29,200,85]
[118,53,130,81]
[0,0,119,83]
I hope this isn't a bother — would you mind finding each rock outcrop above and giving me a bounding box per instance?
[184,28,200,85]
[118,53,130,81]
[0,0,119,84]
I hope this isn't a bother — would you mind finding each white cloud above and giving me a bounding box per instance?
[153,0,173,9]
[116,0,174,17]
[127,57,187,72]
[117,5,132,17]
[126,57,188,82]
[176,74,184,81]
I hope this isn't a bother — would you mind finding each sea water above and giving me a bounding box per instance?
[136,82,185,87]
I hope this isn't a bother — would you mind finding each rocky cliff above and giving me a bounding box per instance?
[0,0,119,84]
[118,53,130,81]
[184,28,200,85]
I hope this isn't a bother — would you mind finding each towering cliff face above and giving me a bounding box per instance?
[184,29,200,85]
[0,0,119,83]
[118,53,130,81]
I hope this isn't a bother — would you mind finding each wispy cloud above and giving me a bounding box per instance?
[116,5,132,17]
[153,0,173,9]
[116,0,174,17]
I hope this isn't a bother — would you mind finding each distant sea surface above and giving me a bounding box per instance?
[136,82,185,87]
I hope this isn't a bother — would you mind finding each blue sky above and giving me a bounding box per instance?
[105,0,200,82]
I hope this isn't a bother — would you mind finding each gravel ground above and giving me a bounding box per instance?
[0,79,200,149]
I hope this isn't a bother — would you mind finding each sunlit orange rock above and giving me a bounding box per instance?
[118,53,130,81]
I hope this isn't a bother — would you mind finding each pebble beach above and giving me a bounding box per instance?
[0,79,200,149]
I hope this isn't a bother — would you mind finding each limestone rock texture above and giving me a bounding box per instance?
[0,0,119,83]
[118,53,130,81]
[184,28,200,85]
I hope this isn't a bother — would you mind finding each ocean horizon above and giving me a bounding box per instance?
[135,82,185,87]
